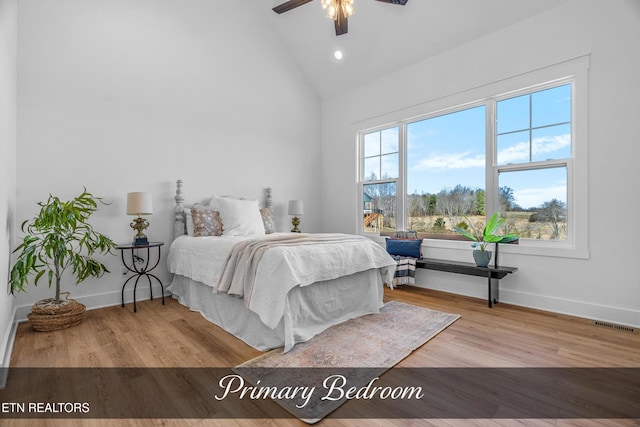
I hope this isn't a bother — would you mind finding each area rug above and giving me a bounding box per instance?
[234,300,460,423]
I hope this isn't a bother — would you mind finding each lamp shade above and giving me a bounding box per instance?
[126,192,153,215]
[288,200,304,216]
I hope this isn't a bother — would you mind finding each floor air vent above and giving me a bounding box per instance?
[593,320,637,333]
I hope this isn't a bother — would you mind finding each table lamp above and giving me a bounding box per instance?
[288,200,304,233]
[127,192,153,246]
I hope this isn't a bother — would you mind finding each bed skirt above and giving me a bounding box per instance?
[168,269,385,352]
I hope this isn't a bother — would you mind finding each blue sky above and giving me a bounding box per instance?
[404,84,571,209]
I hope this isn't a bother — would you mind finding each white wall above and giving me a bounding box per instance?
[15,0,321,315]
[0,0,18,371]
[320,0,640,326]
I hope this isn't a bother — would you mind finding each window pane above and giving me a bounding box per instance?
[497,83,572,165]
[380,153,398,179]
[381,128,399,155]
[498,166,567,240]
[532,84,571,128]
[531,124,571,162]
[406,106,485,234]
[497,130,530,165]
[363,157,380,181]
[362,126,399,181]
[363,132,380,157]
[497,94,529,134]
[363,182,396,233]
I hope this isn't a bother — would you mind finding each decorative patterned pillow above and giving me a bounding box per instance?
[185,203,208,236]
[191,208,223,237]
[260,208,275,234]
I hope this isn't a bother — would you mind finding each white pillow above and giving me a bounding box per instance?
[212,196,265,236]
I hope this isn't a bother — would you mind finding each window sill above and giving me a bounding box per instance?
[368,233,589,260]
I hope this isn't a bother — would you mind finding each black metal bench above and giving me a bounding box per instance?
[415,244,517,307]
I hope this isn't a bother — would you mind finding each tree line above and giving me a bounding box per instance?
[407,184,566,222]
[365,181,567,239]
[406,185,567,238]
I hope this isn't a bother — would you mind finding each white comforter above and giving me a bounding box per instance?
[167,233,397,331]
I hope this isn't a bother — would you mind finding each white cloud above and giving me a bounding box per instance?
[497,141,529,164]
[532,134,571,156]
[411,133,570,172]
[498,133,570,164]
[413,151,484,171]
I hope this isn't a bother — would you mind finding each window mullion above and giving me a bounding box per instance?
[487,99,498,217]
[377,132,383,179]
[397,123,406,232]
[529,94,533,163]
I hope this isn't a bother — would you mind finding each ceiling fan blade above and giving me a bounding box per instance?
[272,0,314,14]
[334,7,348,35]
[374,0,408,5]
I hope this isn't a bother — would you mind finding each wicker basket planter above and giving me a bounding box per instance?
[27,295,86,332]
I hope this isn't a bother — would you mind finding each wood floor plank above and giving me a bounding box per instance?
[4,287,639,426]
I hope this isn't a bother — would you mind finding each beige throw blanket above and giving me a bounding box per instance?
[215,233,375,305]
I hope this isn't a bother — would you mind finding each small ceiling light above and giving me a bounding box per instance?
[334,50,343,60]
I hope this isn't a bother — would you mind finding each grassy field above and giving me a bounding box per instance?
[367,213,567,241]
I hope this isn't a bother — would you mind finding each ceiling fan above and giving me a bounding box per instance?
[272,0,409,36]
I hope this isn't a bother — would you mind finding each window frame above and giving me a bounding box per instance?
[490,78,575,247]
[356,56,589,259]
[359,124,404,234]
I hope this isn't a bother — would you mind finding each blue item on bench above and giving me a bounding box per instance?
[386,238,423,258]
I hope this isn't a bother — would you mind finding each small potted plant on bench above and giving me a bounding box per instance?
[453,213,518,267]
[10,188,116,331]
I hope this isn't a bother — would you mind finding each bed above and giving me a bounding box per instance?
[167,180,397,352]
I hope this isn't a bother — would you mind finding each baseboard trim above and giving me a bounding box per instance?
[13,282,640,338]
[411,282,640,328]
[14,284,168,321]
[499,288,640,329]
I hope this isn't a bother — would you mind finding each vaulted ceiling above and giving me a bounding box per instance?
[253,0,570,98]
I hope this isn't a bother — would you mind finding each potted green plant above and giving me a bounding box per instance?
[10,188,116,331]
[453,212,518,267]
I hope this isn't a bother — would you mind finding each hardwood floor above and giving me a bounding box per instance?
[4,287,639,426]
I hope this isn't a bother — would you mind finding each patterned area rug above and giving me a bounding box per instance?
[234,301,460,423]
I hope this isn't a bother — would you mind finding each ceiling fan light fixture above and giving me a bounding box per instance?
[321,0,354,20]
[273,0,407,36]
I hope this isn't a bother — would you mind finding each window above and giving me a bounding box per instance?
[357,66,587,258]
[406,105,486,236]
[362,127,400,233]
[496,84,572,241]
